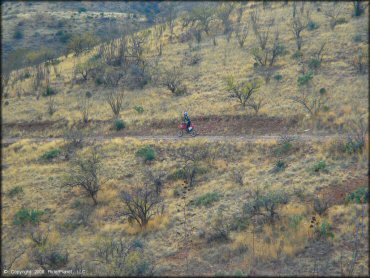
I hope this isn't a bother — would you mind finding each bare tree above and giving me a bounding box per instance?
[94,237,154,276]
[128,31,150,70]
[290,13,308,51]
[290,86,328,116]
[250,9,274,50]
[346,113,368,150]
[324,3,344,30]
[144,168,166,196]
[252,29,287,82]
[162,3,177,42]
[78,96,91,124]
[217,3,235,36]
[235,22,249,48]
[74,58,98,81]
[160,66,187,96]
[189,5,215,35]
[47,96,56,116]
[120,183,163,229]
[106,90,125,118]
[351,48,368,74]
[246,97,265,114]
[225,76,263,108]
[64,147,104,206]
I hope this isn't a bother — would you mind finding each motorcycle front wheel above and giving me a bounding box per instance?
[190,129,197,137]
[177,130,184,137]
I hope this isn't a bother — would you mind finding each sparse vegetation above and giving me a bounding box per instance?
[1,2,368,276]
[13,208,44,226]
[194,192,221,207]
[63,147,103,205]
[136,145,156,162]
[40,148,61,161]
[114,118,126,131]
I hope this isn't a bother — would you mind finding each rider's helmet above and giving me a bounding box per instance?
[184,111,188,116]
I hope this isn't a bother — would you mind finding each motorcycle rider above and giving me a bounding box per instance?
[183,111,191,131]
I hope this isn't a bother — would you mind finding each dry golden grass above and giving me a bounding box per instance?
[1,1,368,276]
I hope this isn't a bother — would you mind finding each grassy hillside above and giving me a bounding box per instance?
[1,1,369,276]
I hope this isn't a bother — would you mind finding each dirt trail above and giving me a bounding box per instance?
[1,134,342,145]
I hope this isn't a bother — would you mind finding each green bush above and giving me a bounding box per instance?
[244,190,289,220]
[136,146,156,162]
[8,186,23,198]
[274,74,283,81]
[344,139,364,154]
[308,58,321,70]
[273,141,292,156]
[43,86,57,97]
[273,160,287,172]
[13,208,44,226]
[78,7,87,13]
[345,187,368,204]
[297,71,313,86]
[194,192,221,207]
[114,119,126,131]
[312,160,327,172]
[292,51,303,60]
[353,34,363,43]
[95,76,104,85]
[169,168,187,181]
[174,85,187,96]
[316,220,334,239]
[134,105,144,114]
[335,17,347,25]
[13,29,23,39]
[289,215,303,230]
[40,148,61,160]
[307,20,319,30]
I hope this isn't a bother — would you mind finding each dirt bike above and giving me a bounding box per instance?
[177,122,197,137]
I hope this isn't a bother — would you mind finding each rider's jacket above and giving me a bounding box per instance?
[183,115,190,123]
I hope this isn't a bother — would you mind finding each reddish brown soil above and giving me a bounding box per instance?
[320,173,368,206]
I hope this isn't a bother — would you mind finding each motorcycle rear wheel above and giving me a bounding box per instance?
[177,130,184,137]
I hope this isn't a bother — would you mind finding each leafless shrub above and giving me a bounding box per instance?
[233,169,244,186]
[144,168,166,196]
[64,147,104,206]
[313,196,329,215]
[225,76,263,108]
[250,9,274,51]
[106,89,125,118]
[351,48,368,74]
[160,66,187,96]
[217,3,235,35]
[207,210,231,243]
[93,237,154,276]
[47,96,56,116]
[246,97,264,114]
[188,5,215,35]
[345,113,368,151]
[74,58,99,81]
[324,3,344,30]
[120,184,163,229]
[235,22,249,48]
[31,247,69,271]
[78,96,91,124]
[290,12,308,51]
[63,129,84,149]
[290,86,328,117]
